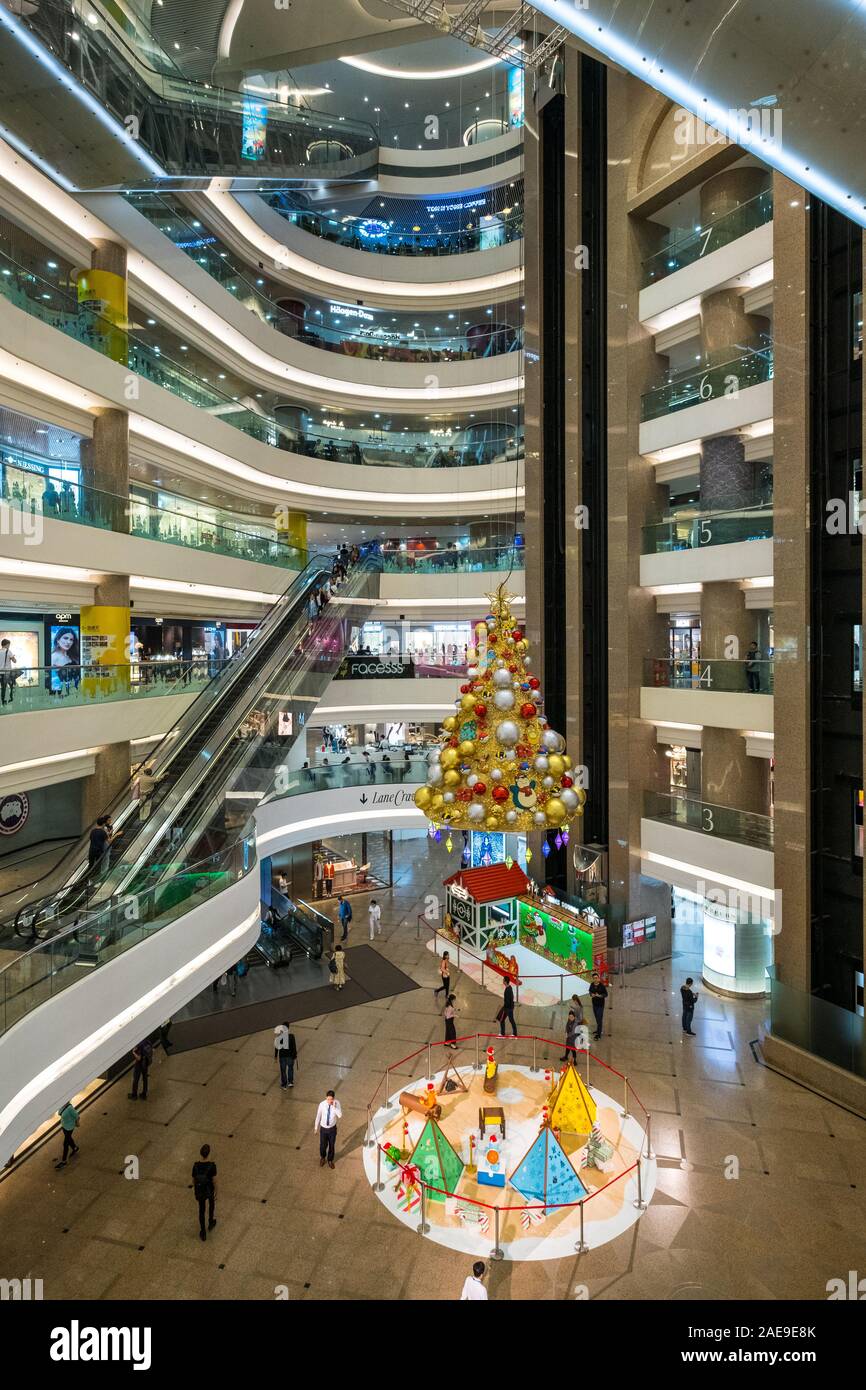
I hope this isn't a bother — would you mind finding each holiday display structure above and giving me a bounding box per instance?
[548,1062,597,1135]
[509,1118,589,1209]
[582,1125,616,1173]
[409,1117,465,1202]
[413,587,587,833]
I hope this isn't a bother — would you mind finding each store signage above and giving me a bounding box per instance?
[449,883,471,902]
[425,197,487,214]
[622,915,657,948]
[450,895,473,926]
[329,302,375,322]
[338,656,413,680]
[357,220,388,240]
[0,792,29,835]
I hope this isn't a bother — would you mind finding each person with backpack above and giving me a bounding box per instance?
[274,1022,298,1088]
[55,1101,80,1169]
[192,1143,217,1242]
[337,894,352,942]
[128,1038,153,1100]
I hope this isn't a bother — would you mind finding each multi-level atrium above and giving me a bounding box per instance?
[0,0,864,1353]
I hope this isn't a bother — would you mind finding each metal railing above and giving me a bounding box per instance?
[642,190,773,287]
[641,348,773,421]
[643,790,774,852]
[644,655,774,694]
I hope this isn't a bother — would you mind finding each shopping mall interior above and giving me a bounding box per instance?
[0,0,865,1343]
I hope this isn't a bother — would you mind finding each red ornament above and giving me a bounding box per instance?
[508,664,517,673]
[457,788,472,802]
[520,702,536,719]
[488,634,497,644]
[474,704,487,719]
[448,737,458,747]
[492,785,509,803]
[460,684,470,694]
[512,629,522,640]
[529,677,541,690]
[473,782,487,796]
[561,775,573,788]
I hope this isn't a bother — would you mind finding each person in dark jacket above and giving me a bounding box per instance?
[499,979,517,1037]
[589,972,608,1040]
[560,1009,578,1062]
[274,1021,298,1088]
[681,978,698,1035]
[128,1038,152,1100]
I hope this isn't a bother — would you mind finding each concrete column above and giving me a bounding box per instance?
[702,731,768,815]
[700,580,755,689]
[91,240,127,280]
[80,409,130,531]
[80,742,133,829]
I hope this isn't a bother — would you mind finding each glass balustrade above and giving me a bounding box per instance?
[0,249,521,470]
[1,454,306,571]
[643,790,774,852]
[0,757,429,1035]
[378,544,524,573]
[644,656,774,694]
[265,194,525,257]
[769,972,866,1079]
[124,193,523,355]
[642,499,773,552]
[642,190,774,287]
[0,661,222,715]
[641,349,774,422]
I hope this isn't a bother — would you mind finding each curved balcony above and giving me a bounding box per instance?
[641,496,773,554]
[264,194,524,259]
[644,656,774,695]
[641,348,774,423]
[642,191,773,289]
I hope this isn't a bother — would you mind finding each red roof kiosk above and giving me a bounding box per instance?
[443,862,531,952]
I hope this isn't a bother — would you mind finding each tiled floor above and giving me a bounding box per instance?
[1,835,865,1301]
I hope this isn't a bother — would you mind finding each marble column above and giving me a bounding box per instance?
[699,167,770,226]
[771,174,812,993]
[700,434,753,511]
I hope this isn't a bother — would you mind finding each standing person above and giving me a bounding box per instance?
[55,1101,80,1169]
[128,1037,153,1100]
[560,1009,578,1063]
[745,640,761,693]
[368,898,382,940]
[589,971,608,1040]
[314,1089,342,1169]
[135,763,162,823]
[337,893,352,942]
[434,950,451,1001]
[274,1022,297,1088]
[192,1143,217,1241]
[681,977,698,1036]
[330,942,347,990]
[498,978,517,1037]
[460,1261,488,1300]
[0,638,16,705]
[87,816,110,873]
[443,993,458,1049]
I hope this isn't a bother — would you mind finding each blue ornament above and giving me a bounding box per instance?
[434,828,442,842]
[541,840,551,858]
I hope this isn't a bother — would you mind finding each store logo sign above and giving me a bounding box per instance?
[0,793,29,836]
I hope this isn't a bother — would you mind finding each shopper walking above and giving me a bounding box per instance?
[274,1022,297,1088]
[128,1037,153,1100]
[337,893,352,941]
[55,1101,80,1169]
[560,1009,578,1063]
[681,977,698,1035]
[498,979,517,1037]
[745,641,761,693]
[443,993,458,1049]
[433,950,451,1000]
[368,898,382,939]
[589,971,608,1040]
[314,1089,342,1168]
[192,1143,217,1241]
[135,762,162,823]
[460,1261,489,1300]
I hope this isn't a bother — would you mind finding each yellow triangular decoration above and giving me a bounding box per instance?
[548,1061,597,1135]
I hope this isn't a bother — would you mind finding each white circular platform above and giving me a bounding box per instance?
[363,1063,656,1261]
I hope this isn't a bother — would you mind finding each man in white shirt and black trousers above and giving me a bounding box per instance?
[314,1089,342,1168]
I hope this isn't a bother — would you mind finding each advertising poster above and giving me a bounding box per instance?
[519,899,594,966]
[49,623,81,693]
[80,605,130,695]
[0,629,39,685]
[703,905,736,978]
[241,98,268,160]
[507,65,525,128]
[471,830,504,867]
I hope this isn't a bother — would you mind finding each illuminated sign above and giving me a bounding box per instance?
[425,197,487,214]
[507,66,525,128]
[329,302,375,322]
[357,219,389,240]
[241,98,268,161]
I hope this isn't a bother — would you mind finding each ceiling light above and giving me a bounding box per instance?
[339,55,501,80]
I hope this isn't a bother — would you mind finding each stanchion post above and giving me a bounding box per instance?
[417,1183,430,1235]
[559,975,563,1003]
[366,1104,375,1148]
[490,1206,504,1261]
[457,942,461,971]
[427,1042,432,1080]
[481,960,485,987]
[531,1036,538,1073]
[574,1199,589,1254]
[385,1068,391,1103]
[373,1143,384,1192]
[623,1074,630,1119]
[585,1046,590,1088]
[474,1033,480,1072]
[644,1113,654,1160]
[634,1157,647,1210]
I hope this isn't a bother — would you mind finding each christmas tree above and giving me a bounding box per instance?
[414,586,586,833]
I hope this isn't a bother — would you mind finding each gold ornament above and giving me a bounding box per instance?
[458,740,476,757]
[440,748,458,769]
[414,787,432,809]
[443,769,460,787]
[548,753,565,779]
[442,716,456,732]
[460,693,476,712]
[545,797,567,824]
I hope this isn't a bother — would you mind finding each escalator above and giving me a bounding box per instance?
[4,556,381,950]
[258,892,331,967]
